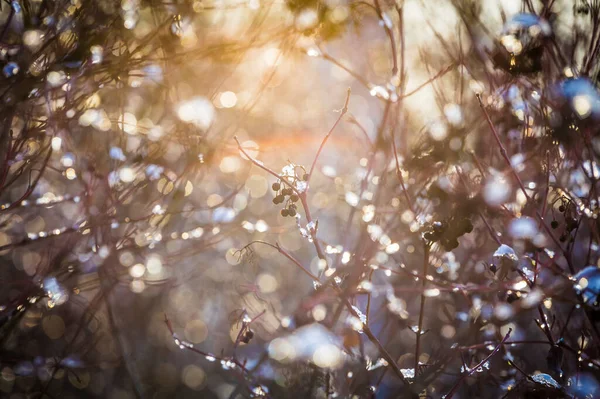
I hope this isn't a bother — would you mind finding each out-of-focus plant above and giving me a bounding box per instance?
[0,0,287,396]
[2,0,600,398]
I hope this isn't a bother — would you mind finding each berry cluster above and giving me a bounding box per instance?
[272,181,301,217]
[550,198,579,243]
[423,217,473,251]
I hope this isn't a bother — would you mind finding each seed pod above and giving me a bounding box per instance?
[272,182,281,191]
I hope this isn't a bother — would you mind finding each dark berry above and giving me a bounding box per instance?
[281,209,289,217]
[240,329,254,344]
[429,230,442,241]
[441,238,458,251]
[447,238,459,250]
[290,194,299,202]
[272,182,281,191]
[274,195,284,204]
[559,205,566,212]
[457,218,472,234]
[288,208,297,217]
[507,292,519,303]
[551,220,559,229]
[423,231,435,241]
[490,264,497,274]
[559,233,567,242]
[282,188,292,196]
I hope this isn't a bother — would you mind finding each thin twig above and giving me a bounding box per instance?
[401,63,456,98]
[476,94,574,273]
[446,328,513,398]
[307,88,351,181]
[236,240,319,281]
[414,243,430,373]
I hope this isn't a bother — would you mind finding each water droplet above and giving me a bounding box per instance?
[176,97,215,130]
[3,62,19,78]
[503,13,552,38]
[484,174,511,206]
[531,373,561,389]
[573,266,600,309]
[559,78,600,119]
[400,368,415,379]
[11,1,21,13]
[43,277,68,307]
[508,217,538,239]
[109,147,126,161]
[493,244,518,266]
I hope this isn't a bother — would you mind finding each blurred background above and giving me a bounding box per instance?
[1,0,600,398]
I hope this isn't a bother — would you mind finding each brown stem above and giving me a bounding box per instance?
[237,240,319,281]
[414,243,430,373]
[307,88,351,181]
[446,328,513,398]
[401,63,455,98]
[337,293,412,387]
[476,94,575,273]
[373,0,398,76]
